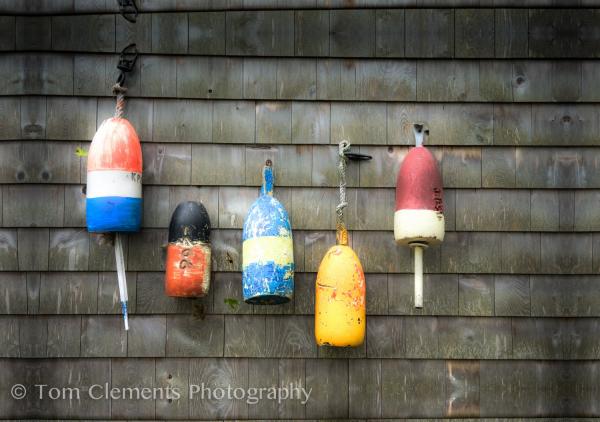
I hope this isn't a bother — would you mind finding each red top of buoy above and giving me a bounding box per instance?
[88,117,142,172]
[395,141,443,212]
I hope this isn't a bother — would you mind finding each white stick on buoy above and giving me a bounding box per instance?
[114,233,129,330]
[413,245,424,308]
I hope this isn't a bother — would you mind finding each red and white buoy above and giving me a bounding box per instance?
[394,124,444,308]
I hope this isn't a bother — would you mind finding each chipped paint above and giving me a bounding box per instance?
[242,164,294,305]
[315,244,366,347]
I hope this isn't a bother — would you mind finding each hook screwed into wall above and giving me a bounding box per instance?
[117,0,138,23]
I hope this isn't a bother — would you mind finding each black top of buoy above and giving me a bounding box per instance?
[168,201,211,243]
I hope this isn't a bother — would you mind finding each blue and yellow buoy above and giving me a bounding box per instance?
[242,160,294,304]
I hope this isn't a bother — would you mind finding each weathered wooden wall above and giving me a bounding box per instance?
[1,0,600,420]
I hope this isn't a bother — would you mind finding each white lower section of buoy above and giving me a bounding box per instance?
[413,245,423,308]
[87,170,142,199]
[394,209,445,246]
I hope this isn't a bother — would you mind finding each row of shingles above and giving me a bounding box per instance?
[1,0,598,13]
[6,142,600,192]
[8,182,600,231]
[2,312,600,362]
[7,96,600,147]
[2,53,599,102]
[5,10,600,59]
[2,226,599,274]
[5,183,600,233]
[2,270,599,318]
[0,356,597,420]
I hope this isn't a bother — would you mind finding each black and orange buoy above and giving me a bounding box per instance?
[165,201,211,297]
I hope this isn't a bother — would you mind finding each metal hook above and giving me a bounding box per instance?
[115,43,138,87]
[344,151,372,161]
[117,0,138,23]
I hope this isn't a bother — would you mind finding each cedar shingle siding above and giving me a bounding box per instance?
[1,0,600,419]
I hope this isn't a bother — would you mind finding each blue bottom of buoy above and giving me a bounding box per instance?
[243,262,294,305]
[86,196,142,232]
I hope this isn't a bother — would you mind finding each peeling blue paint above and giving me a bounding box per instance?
[242,164,294,305]
[243,262,294,304]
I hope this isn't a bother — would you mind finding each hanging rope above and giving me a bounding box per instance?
[112,83,127,118]
[336,140,350,245]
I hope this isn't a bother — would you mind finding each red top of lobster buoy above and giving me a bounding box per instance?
[395,125,443,213]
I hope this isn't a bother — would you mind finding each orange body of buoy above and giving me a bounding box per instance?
[165,202,211,297]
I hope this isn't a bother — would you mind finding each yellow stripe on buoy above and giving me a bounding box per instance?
[242,236,294,268]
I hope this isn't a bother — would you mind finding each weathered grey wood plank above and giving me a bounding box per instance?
[381,359,445,417]
[212,229,242,271]
[541,233,592,274]
[442,147,482,188]
[388,274,458,316]
[142,143,191,185]
[20,96,46,140]
[494,275,530,316]
[247,358,279,419]
[127,229,168,271]
[192,144,245,185]
[349,359,381,418]
[316,58,357,100]
[438,317,511,358]
[456,189,530,231]
[295,10,329,56]
[455,9,494,58]
[128,315,167,357]
[406,9,454,58]
[331,102,386,145]
[189,358,248,419]
[444,360,480,417]
[142,186,170,228]
[243,58,277,98]
[81,315,127,357]
[356,61,416,101]
[111,358,156,419]
[459,274,494,316]
[152,12,188,54]
[277,59,317,100]
[141,55,177,97]
[178,56,244,99]
[98,271,137,314]
[153,99,212,143]
[495,9,528,58]
[0,16,15,50]
[481,147,516,188]
[417,60,480,101]
[155,358,190,419]
[189,12,226,55]
[17,228,49,271]
[213,100,254,143]
[48,229,89,271]
[246,145,312,186]
[0,316,19,357]
[3,185,64,227]
[367,315,404,358]
[225,314,266,357]
[88,233,128,271]
[513,61,581,102]
[46,97,97,140]
[19,316,47,357]
[493,104,532,145]
[265,315,316,357]
[0,273,26,314]
[291,101,330,144]
[46,316,81,357]
[39,272,98,314]
[305,359,348,418]
[116,12,151,52]
[256,101,292,143]
[314,145,359,187]
[376,9,405,57]
[166,314,224,357]
[330,10,375,57]
[441,232,502,273]
[52,15,115,52]
[226,11,293,56]
[16,17,50,50]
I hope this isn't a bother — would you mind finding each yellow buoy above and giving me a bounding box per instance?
[315,141,367,347]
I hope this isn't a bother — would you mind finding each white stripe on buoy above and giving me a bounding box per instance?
[86,170,142,199]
